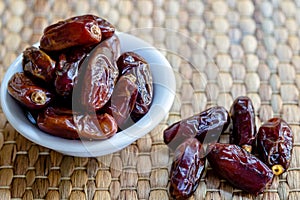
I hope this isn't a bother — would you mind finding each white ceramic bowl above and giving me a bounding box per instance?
[0,32,176,157]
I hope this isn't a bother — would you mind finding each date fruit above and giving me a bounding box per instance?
[37,107,80,139]
[169,138,205,200]
[74,35,120,111]
[230,96,256,153]
[164,106,230,150]
[207,143,274,195]
[54,47,88,96]
[117,52,153,121]
[104,74,138,129]
[8,72,53,110]
[257,118,293,176]
[37,107,118,140]
[40,15,102,51]
[23,46,56,84]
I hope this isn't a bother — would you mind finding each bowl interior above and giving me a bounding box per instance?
[0,32,176,157]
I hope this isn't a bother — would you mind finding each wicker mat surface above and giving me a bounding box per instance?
[1,0,300,199]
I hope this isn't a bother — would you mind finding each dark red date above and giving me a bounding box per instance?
[74,35,120,111]
[257,118,293,176]
[40,15,102,51]
[230,96,257,153]
[54,47,88,96]
[22,46,56,84]
[169,138,205,200]
[164,106,230,150]
[104,74,138,130]
[37,107,118,140]
[207,143,274,195]
[8,73,53,110]
[117,52,153,121]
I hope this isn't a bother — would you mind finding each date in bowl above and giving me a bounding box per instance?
[0,32,176,157]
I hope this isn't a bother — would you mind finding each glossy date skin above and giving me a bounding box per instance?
[54,47,88,96]
[104,74,138,130]
[207,143,274,195]
[8,72,53,110]
[43,15,115,41]
[74,34,120,111]
[164,106,230,150]
[117,52,153,121]
[257,118,293,176]
[40,15,102,51]
[22,46,56,84]
[169,138,205,200]
[230,96,257,153]
[37,107,118,140]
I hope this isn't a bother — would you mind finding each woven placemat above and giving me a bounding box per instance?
[0,0,300,199]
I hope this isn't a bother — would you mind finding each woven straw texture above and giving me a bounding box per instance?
[1,0,300,199]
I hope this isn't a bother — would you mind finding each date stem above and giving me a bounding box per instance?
[31,91,47,105]
[242,144,252,153]
[272,164,284,176]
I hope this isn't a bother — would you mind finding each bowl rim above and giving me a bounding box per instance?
[0,32,176,157]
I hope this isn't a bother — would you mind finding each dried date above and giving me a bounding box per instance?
[44,15,115,41]
[8,72,53,110]
[103,74,138,129]
[117,52,153,121]
[40,15,102,51]
[22,46,56,84]
[257,118,293,176]
[73,35,120,111]
[230,96,256,153]
[164,106,230,150]
[37,107,118,140]
[169,138,205,200]
[54,47,88,96]
[207,143,274,195]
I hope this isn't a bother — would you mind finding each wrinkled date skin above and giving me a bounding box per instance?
[22,46,56,84]
[117,52,153,121]
[8,72,53,110]
[257,118,293,176]
[40,15,102,51]
[104,74,138,130]
[54,47,88,96]
[74,35,120,111]
[164,106,230,150]
[207,143,274,195]
[37,107,118,140]
[73,113,118,140]
[169,138,205,200]
[230,96,257,153]
[43,15,115,41]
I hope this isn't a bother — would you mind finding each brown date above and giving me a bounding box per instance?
[74,35,120,111]
[22,46,56,84]
[43,15,115,41]
[117,52,153,121]
[164,106,230,150]
[169,138,205,200]
[40,15,102,51]
[104,74,138,130]
[54,47,88,96]
[37,107,118,140]
[207,143,274,195]
[257,118,293,176]
[8,72,53,110]
[230,96,257,153]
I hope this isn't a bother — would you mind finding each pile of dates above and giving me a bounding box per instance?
[164,96,293,199]
[7,15,153,140]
